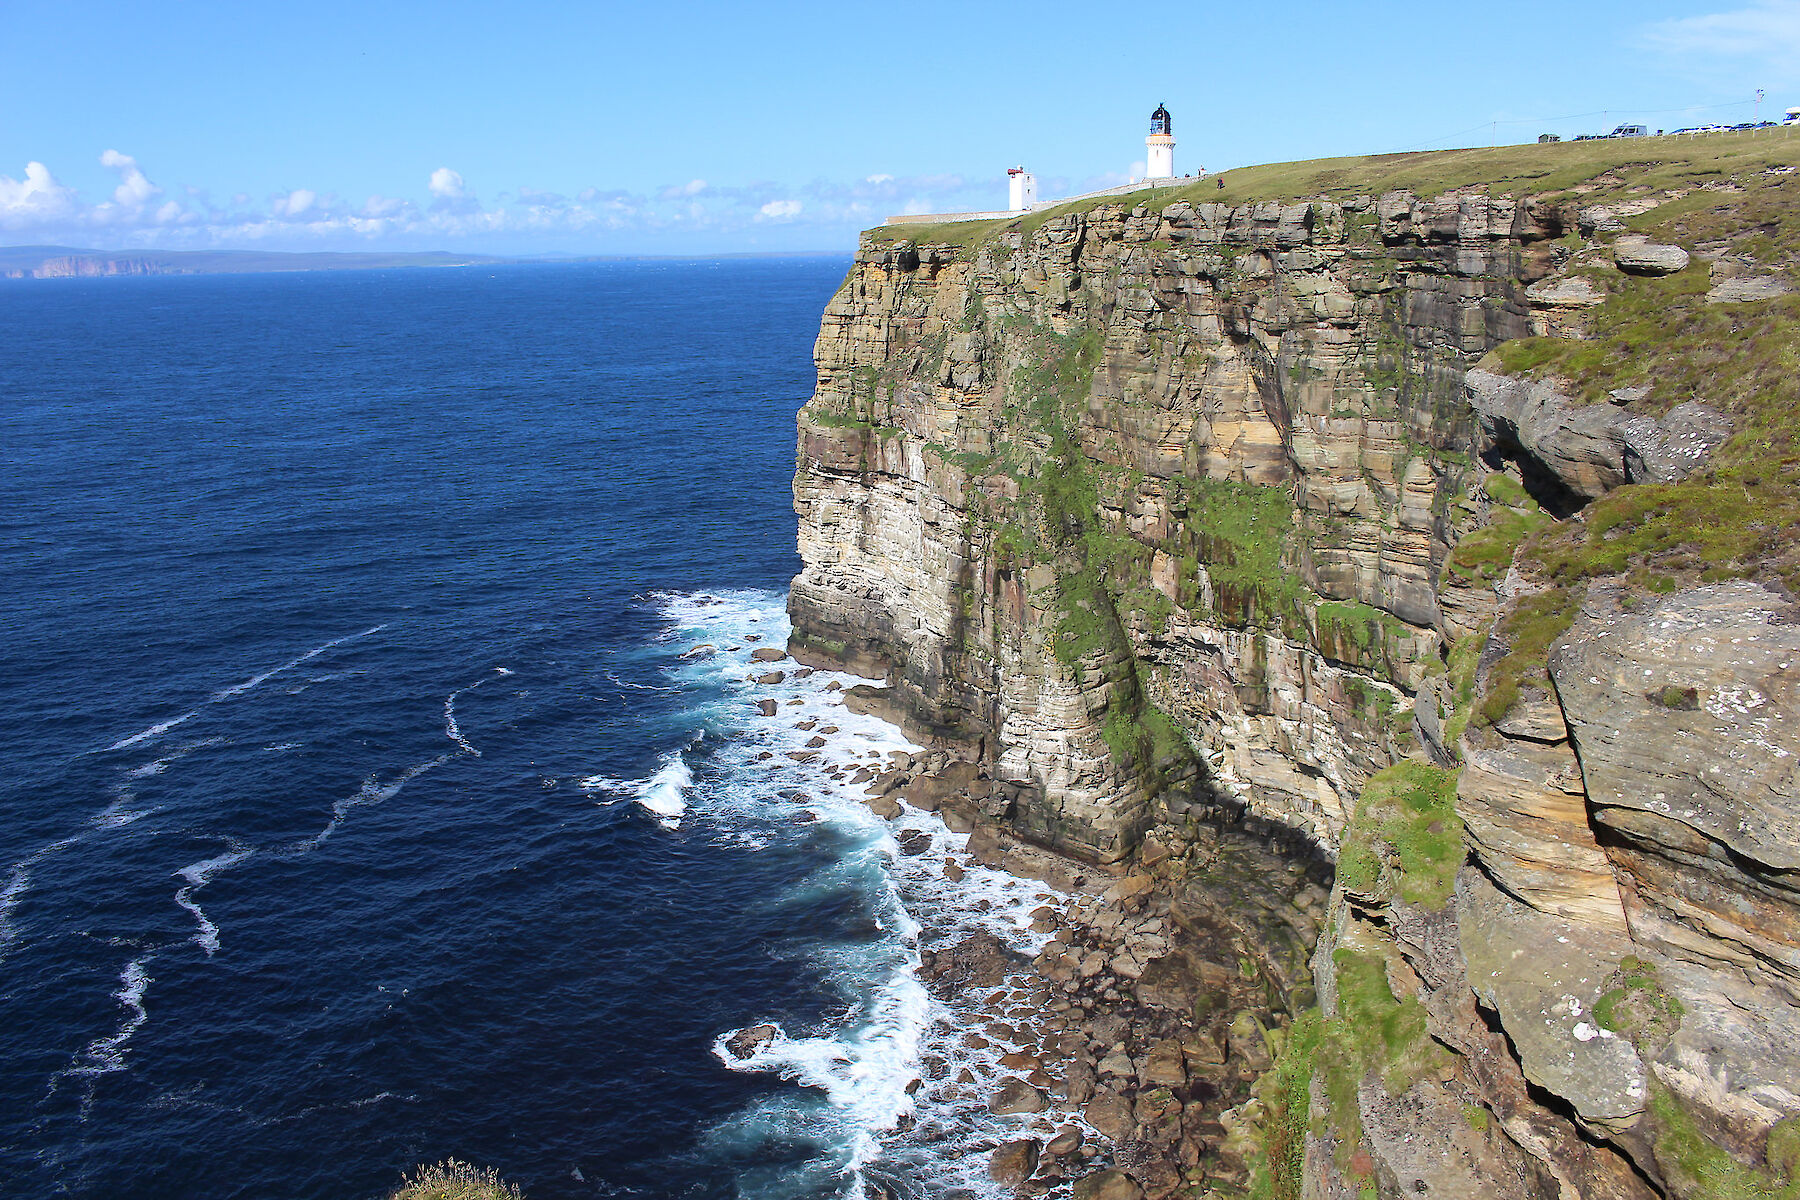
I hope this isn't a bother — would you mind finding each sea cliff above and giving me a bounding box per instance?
[787,135,1800,1198]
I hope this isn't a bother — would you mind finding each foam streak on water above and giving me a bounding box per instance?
[105,625,389,753]
[172,842,255,956]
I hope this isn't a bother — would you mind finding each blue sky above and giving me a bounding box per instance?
[3,0,1797,254]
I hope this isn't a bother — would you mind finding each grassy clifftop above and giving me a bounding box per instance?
[868,126,1800,247]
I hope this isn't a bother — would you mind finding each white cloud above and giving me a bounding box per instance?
[0,151,1013,249]
[1641,1,1800,85]
[428,167,466,199]
[100,149,159,209]
[0,160,79,228]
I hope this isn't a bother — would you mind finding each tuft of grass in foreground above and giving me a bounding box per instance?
[389,1160,524,1200]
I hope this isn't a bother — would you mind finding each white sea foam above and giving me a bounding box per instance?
[647,587,1060,1199]
[66,954,154,1083]
[443,688,481,757]
[108,712,196,752]
[211,623,388,702]
[0,864,31,963]
[582,751,694,829]
[285,754,452,855]
[106,623,389,753]
[172,843,254,956]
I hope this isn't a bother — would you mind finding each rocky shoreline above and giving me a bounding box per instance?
[808,688,1335,1200]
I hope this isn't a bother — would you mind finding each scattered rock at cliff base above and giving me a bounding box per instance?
[989,1078,1048,1115]
[1071,1167,1144,1200]
[1613,237,1690,275]
[723,1023,779,1060]
[755,699,778,716]
[679,644,715,660]
[1083,1090,1136,1141]
[1045,1127,1085,1157]
[920,930,1015,989]
[750,647,788,663]
[754,671,785,685]
[988,1138,1041,1187]
[865,794,901,820]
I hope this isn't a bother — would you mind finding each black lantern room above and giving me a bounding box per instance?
[1150,104,1172,136]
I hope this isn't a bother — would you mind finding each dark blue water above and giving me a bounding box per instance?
[0,257,1016,1200]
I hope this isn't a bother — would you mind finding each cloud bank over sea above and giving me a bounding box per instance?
[0,153,1130,254]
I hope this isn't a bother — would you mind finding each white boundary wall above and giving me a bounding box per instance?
[885,176,1199,227]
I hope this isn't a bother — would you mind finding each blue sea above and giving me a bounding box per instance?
[0,261,1058,1199]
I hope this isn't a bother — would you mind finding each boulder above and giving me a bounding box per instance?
[1464,370,1728,501]
[749,647,788,662]
[989,1078,1048,1115]
[1084,1089,1136,1140]
[724,1023,779,1060]
[755,699,778,717]
[1525,275,1606,308]
[755,671,785,685]
[1045,1127,1085,1157]
[1613,237,1690,275]
[1457,867,1646,1131]
[1226,1012,1273,1071]
[1139,1038,1188,1088]
[989,1139,1041,1187]
[1707,274,1793,304]
[1071,1168,1144,1200]
[1548,582,1800,1136]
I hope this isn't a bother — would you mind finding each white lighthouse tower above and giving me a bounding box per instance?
[1145,103,1175,180]
[1007,166,1036,212]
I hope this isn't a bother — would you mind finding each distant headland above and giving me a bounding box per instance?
[0,245,839,280]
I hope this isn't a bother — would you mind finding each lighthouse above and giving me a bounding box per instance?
[1007,166,1037,212]
[1145,103,1175,180]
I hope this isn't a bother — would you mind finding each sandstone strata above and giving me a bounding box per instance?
[789,176,1798,1198]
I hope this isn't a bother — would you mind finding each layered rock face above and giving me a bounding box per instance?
[790,175,1800,1198]
[791,193,1553,857]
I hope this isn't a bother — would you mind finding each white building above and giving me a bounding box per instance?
[1145,103,1175,180]
[1007,166,1037,212]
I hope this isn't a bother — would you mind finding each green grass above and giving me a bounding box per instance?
[1445,503,1552,584]
[1335,761,1465,908]
[1649,1086,1800,1200]
[1441,633,1483,751]
[869,127,1800,252]
[1248,1010,1323,1200]
[1476,586,1583,727]
[1188,479,1304,631]
[1594,956,1684,1047]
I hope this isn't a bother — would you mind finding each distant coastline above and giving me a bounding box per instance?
[0,244,842,280]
